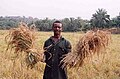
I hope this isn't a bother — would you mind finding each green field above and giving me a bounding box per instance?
[0,30,120,79]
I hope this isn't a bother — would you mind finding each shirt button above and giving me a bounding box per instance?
[54,49,56,51]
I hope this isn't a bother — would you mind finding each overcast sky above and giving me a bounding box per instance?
[0,0,120,20]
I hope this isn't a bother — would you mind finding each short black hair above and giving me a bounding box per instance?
[52,20,62,27]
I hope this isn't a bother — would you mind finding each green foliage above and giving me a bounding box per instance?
[0,11,120,32]
[111,14,120,28]
[61,17,83,32]
[90,8,111,28]
[0,16,89,32]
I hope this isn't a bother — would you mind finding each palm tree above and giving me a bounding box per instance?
[90,8,110,28]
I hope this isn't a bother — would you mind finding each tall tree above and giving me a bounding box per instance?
[90,8,110,28]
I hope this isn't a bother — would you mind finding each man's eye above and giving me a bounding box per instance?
[58,27,61,28]
[54,26,61,28]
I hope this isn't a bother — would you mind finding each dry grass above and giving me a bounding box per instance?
[62,30,111,68]
[0,30,120,79]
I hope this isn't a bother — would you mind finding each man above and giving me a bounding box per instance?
[43,20,72,79]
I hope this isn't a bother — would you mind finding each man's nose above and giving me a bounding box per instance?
[57,27,59,29]
[56,27,59,30]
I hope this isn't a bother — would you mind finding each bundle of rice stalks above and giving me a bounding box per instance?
[61,30,111,68]
[5,22,36,53]
[5,22,43,68]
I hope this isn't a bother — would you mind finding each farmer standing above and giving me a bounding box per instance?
[43,20,72,79]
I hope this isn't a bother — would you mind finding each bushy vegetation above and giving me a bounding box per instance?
[0,8,120,32]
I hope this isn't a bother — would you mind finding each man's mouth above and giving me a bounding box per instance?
[55,30,60,32]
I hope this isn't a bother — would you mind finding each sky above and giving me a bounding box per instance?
[0,0,120,20]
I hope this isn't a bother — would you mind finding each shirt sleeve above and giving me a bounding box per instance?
[65,40,72,54]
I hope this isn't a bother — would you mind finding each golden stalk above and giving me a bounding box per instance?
[62,30,111,68]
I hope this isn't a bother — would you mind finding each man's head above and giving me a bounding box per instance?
[52,20,63,38]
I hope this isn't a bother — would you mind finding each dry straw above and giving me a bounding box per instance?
[61,30,111,68]
[5,22,43,68]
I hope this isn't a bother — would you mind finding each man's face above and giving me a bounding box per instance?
[52,23,62,35]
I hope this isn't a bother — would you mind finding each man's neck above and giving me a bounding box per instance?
[52,35,61,43]
[53,35,61,39]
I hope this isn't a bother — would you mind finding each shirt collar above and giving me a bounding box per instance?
[49,36,64,41]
